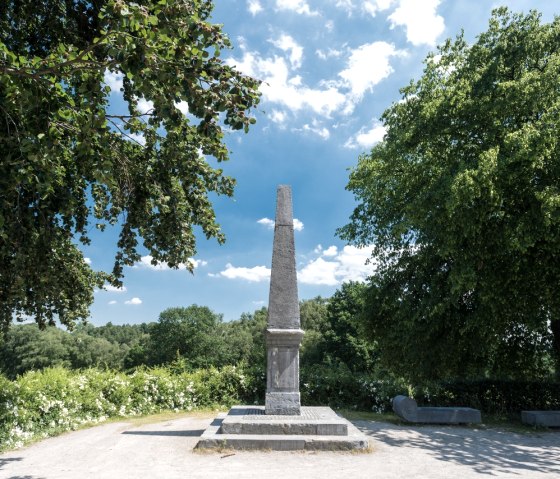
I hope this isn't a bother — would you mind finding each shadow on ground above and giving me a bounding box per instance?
[1,457,45,479]
[355,421,560,476]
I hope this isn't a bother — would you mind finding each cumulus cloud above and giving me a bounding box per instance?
[125,297,142,305]
[227,53,347,117]
[257,217,275,229]
[298,245,376,285]
[269,109,288,125]
[137,98,154,115]
[336,0,395,17]
[257,218,304,231]
[84,257,92,265]
[103,69,123,93]
[388,0,444,46]
[276,0,318,16]
[339,42,406,100]
[127,132,146,146]
[102,284,127,293]
[345,120,387,149]
[247,0,263,15]
[217,263,271,282]
[302,120,330,140]
[108,300,117,305]
[293,219,304,231]
[137,255,207,270]
[272,34,303,69]
[175,101,189,115]
[363,0,395,16]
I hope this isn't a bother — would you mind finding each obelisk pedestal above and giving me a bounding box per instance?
[265,185,303,415]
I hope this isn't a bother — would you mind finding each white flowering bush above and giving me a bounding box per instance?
[0,365,250,452]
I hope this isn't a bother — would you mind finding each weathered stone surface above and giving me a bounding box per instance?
[195,407,370,451]
[267,186,300,330]
[393,395,481,424]
[522,411,560,427]
[220,406,348,435]
[265,185,303,415]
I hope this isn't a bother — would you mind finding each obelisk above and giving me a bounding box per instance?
[265,185,304,415]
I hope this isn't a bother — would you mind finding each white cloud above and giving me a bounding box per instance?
[84,257,92,265]
[218,263,271,282]
[125,297,142,305]
[269,109,287,125]
[257,217,275,229]
[227,53,347,118]
[137,98,154,115]
[103,69,123,93]
[339,42,406,100]
[316,48,343,60]
[298,245,376,285]
[388,0,444,46]
[137,255,207,270]
[363,0,395,16]
[127,132,146,146]
[299,257,340,285]
[345,120,387,149]
[276,0,318,16]
[103,284,127,293]
[293,218,304,231]
[108,300,117,305]
[175,101,189,115]
[302,120,330,140]
[257,217,304,231]
[272,34,303,69]
[247,0,263,15]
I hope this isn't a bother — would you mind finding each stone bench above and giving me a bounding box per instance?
[392,395,481,424]
[521,411,560,427]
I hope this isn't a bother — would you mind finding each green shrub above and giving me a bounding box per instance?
[0,365,250,452]
[412,379,560,415]
[301,365,407,412]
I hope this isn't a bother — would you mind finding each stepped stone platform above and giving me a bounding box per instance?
[195,406,370,451]
[522,411,560,427]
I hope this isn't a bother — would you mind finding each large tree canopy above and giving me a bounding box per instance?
[0,0,260,329]
[339,9,560,380]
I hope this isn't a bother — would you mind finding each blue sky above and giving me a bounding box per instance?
[84,0,559,325]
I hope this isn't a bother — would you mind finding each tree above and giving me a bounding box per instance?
[0,0,261,330]
[147,305,225,368]
[339,9,560,380]
[323,282,377,373]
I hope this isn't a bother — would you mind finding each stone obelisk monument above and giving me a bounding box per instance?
[265,185,304,415]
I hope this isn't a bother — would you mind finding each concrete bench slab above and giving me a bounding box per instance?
[393,395,481,424]
[521,411,560,427]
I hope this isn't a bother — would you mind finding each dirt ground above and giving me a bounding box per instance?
[1,413,559,479]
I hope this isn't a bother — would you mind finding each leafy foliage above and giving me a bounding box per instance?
[0,0,261,329]
[339,9,560,380]
[0,365,251,451]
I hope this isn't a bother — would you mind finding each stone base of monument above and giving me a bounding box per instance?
[521,411,560,427]
[195,406,370,451]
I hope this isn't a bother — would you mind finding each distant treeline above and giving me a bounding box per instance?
[0,283,376,380]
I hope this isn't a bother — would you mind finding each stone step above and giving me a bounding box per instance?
[195,407,371,451]
[220,406,348,436]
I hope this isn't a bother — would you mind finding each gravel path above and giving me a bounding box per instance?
[1,414,559,478]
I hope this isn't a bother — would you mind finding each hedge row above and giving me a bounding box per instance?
[1,365,558,452]
[0,365,252,451]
